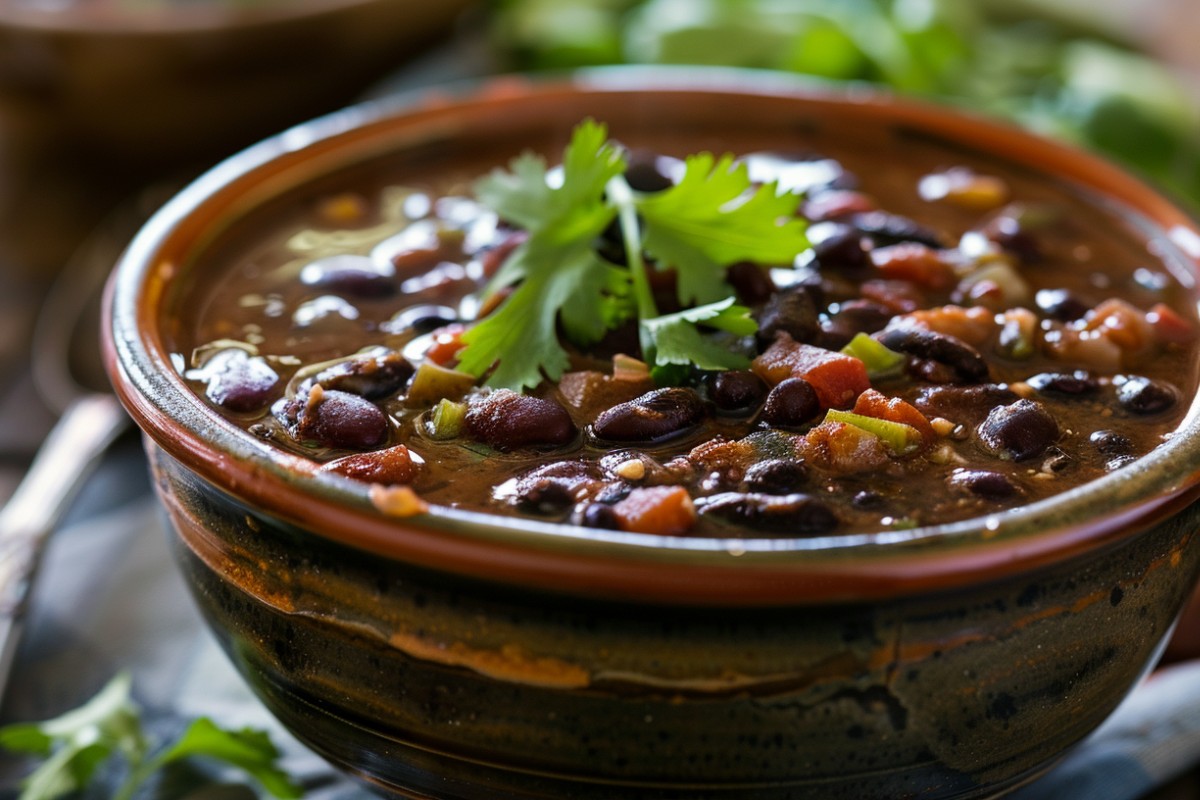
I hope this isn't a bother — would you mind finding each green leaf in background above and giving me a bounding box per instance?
[488,0,1200,211]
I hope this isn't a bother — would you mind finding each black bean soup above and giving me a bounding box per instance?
[174,121,1199,538]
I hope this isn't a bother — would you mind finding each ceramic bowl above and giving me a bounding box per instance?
[0,0,473,166]
[103,69,1200,799]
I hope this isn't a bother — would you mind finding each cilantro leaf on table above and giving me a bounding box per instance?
[0,672,302,800]
[637,152,810,306]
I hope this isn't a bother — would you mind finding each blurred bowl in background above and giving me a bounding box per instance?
[0,0,475,168]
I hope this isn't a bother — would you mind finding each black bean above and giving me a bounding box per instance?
[1035,288,1089,322]
[1117,376,1177,415]
[949,469,1020,500]
[846,210,944,248]
[983,213,1041,263]
[386,304,459,335]
[465,390,577,451]
[709,370,767,413]
[1026,371,1099,397]
[299,253,396,298]
[727,261,776,304]
[314,352,414,399]
[742,459,808,494]
[697,492,838,534]
[200,349,279,413]
[294,389,388,450]
[1090,429,1133,456]
[977,400,1059,461]
[625,149,679,192]
[875,327,988,383]
[755,285,821,348]
[818,300,892,349]
[577,502,622,530]
[592,387,706,443]
[760,378,821,428]
[810,223,870,270]
[511,462,595,514]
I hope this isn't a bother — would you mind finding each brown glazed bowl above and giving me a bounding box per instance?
[104,68,1200,799]
[0,0,473,166]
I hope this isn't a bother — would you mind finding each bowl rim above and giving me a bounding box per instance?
[0,0,397,35]
[104,66,1200,605]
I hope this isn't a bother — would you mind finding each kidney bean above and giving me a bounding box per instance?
[742,459,808,494]
[875,327,988,383]
[755,285,821,348]
[709,370,767,413]
[948,469,1020,500]
[697,492,838,534]
[846,211,945,248]
[1034,288,1090,322]
[314,352,414,399]
[299,253,396,298]
[294,388,389,450]
[1117,376,1178,415]
[1026,371,1099,397]
[760,378,821,429]
[465,390,577,451]
[977,399,1059,461]
[199,349,279,413]
[1090,429,1133,456]
[592,387,706,443]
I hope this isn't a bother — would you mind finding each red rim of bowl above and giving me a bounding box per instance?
[103,67,1200,606]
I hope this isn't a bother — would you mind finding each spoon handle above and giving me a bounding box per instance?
[0,393,128,695]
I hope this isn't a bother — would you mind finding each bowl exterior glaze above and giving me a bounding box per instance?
[105,71,1200,800]
[152,443,1200,799]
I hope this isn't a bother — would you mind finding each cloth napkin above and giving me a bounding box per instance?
[1,456,1199,800]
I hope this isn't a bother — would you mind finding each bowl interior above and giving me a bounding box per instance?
[105,68,1200,602]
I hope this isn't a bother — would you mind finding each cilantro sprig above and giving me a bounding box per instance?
[0,673,302,800]
[457,119,810,391]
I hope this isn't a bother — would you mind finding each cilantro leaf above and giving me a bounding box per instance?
[643,298,757,371]
[153,718,302,799]
[458,119,628,390]
[637,152,809,306]
[0,673,302,800]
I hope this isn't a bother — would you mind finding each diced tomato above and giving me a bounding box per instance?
[612,486,697,535]
[425,324,466,365]
[801,420,890,473]
[751,333,870,409]
[1082,298,1153,353]
[1147,302,1195,345]
[894,304,994,346]
[870,242,956,290]
[852,389,936,446]
[322,444,420,485]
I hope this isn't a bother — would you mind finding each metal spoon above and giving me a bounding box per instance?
[0,191,163,693]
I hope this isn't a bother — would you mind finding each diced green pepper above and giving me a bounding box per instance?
[825,408,921,455]
[840,332,905,378]
[406,362,477,407]
[427,399,468,440]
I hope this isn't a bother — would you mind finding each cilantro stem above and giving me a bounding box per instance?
[606,175,658,359]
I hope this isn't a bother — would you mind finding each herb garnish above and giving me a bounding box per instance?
[0,672,302,800]
[457,119,810,391]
